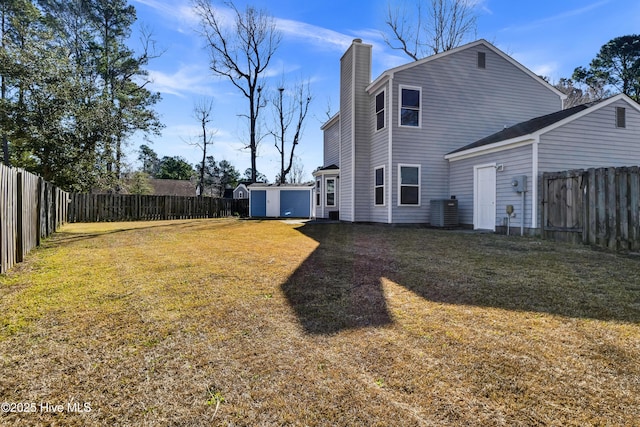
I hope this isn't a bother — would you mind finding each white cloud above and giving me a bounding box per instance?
[276,17,354,52]
[146,64,218,97]
[500,0,612,33]
[132,0,199,26]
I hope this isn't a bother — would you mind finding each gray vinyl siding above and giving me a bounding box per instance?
[538,100,640,172]
[324,120,340,167]
[390,44,561,223]
[449,144,534,229]
[352,43,373,222]
[370,84,390,223]
[339,45,354,222]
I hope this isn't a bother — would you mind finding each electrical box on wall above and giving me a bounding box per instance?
[511,175,527,193]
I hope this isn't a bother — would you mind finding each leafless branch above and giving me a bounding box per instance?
[383,0,477,61]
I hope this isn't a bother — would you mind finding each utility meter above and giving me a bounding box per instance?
[511,175,527,193]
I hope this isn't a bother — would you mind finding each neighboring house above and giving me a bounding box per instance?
[233,182,250,200]
[149,179,198,196]
[314,38,640,233]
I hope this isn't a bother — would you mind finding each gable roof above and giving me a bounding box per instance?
[445,94,640,159]
[447,103,594,155]
[366,39,566,99]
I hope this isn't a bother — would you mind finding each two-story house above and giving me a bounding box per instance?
[314,38,640,233]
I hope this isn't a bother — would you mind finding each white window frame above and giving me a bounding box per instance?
[397,164,421,206]
[316,179,321,206]
[398,85,422,128]
[325,177,336,207]
[375,89,386,131]
[374,165,385,206]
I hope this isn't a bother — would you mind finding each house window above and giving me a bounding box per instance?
[477,52,486,69]
[374,166,385,206]
[399,164,420,206]
[316,180,321,206]
[616,107,626,128]
[326,178,336,207]
[239,191,244,199]
[375,91,385,131]
[400,86,421,127]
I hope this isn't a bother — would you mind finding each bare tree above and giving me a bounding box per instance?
[193,0,281,183]
[384,0,477,61]
[289,156,306,184]
[553,78,603,108]
[191,98,216,196]
[270,81,312,185]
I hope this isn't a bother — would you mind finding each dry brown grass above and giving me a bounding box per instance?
[0,219,639,426]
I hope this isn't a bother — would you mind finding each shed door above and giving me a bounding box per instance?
[280,190,310,218]
[250,190,266,217]
[266,190,280,217]
[474,164,496,230]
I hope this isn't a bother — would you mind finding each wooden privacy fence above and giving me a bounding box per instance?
[542,166,640,251]
[67,194,249,223]
[1,164,69,273]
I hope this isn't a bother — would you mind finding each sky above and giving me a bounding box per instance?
[127,0,639,182]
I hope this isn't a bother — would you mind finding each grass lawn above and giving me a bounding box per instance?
[1,218,639,426]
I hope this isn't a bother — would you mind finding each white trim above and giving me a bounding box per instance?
[315,178,322,208]
[473,162,497,231]
[398,85,422,128]
[320,112,340,130]
[325,177,336,207]
[397,164,421,206]
[374,88,386,132]
[532,137,539,229]
[388,76,394,223]
[446,137,535,161]
[374,165,386,206]
[350,44,356,221]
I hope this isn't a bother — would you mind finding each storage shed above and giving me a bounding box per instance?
[249,183,315,219]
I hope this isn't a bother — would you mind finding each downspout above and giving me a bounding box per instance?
[388,74,394,224]
[531,136,539,231]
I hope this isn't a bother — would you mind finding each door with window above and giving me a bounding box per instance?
[474,164,496,230]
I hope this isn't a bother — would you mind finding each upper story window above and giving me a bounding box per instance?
[399,86,421,127]
[375,91,385,131]
[616,107,626,128]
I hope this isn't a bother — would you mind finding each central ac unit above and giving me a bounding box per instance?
[430,199,459,227]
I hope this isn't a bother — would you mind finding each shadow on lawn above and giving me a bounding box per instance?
[281,222,640,335]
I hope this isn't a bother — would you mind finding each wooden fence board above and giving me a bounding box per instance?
[0,166,68,274]
[67,194,249,223]
[543,166,640,252]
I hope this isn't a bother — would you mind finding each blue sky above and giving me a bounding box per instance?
[128,0,639,182]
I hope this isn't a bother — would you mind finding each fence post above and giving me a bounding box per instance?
[619,168,629,251]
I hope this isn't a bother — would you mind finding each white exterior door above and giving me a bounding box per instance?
[266,189,280,217]
[474,164,496,230]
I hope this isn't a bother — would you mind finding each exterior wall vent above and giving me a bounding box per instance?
[430,199,459,227]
